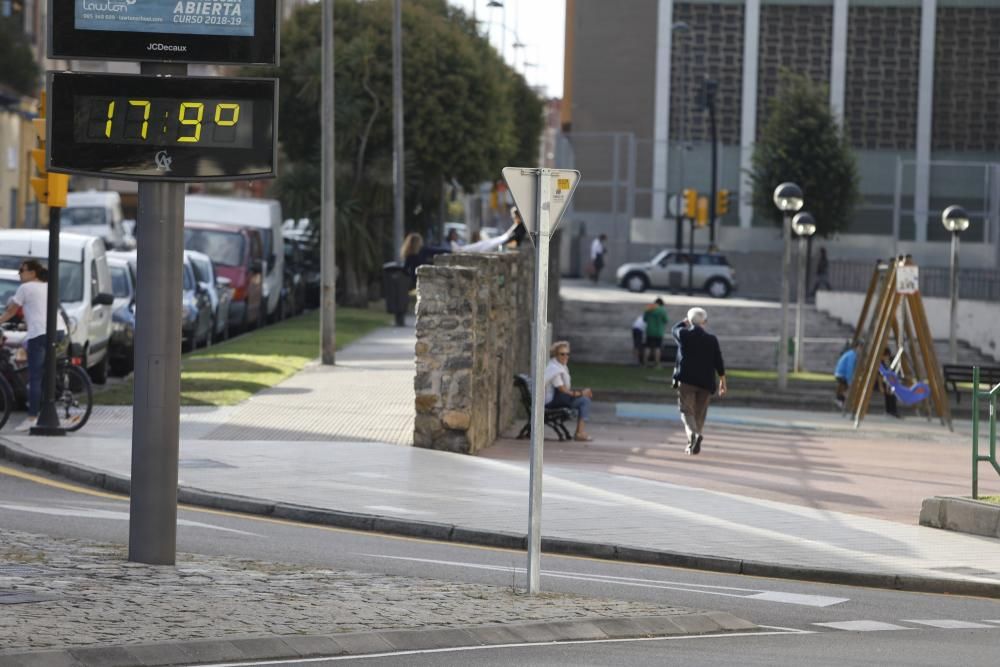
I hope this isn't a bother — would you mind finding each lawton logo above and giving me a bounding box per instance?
[154,151,173,172]
[81,0,137,12]
[147,43,188,52]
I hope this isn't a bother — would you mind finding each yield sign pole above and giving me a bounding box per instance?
[502,167,580,594]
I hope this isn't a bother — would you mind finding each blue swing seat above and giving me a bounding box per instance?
[878,364,930,406]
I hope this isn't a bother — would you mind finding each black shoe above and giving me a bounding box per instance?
[692,434,703,455]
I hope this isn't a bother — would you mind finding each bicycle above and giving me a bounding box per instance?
[0,324,93,432]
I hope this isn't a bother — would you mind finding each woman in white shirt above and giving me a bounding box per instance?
[0,259,64,431]
[543,340,594,441]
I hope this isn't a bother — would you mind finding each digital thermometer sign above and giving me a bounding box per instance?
[48,71,277,181]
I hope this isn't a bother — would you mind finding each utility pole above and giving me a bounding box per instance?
[705,79,719,247]
[392,0,405,256]
[321,0,337,365]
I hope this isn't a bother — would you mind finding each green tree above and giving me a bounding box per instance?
[260,0,542,305]
[749,71,859,237]
[0,16,40,97]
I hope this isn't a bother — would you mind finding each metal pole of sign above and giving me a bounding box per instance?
[321,0,337,365]
[31,205,65,436]
[527,168,552,595]
[128,61,186,566]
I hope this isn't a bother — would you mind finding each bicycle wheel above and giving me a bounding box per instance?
[0,376,12,431]
[56,365,93,432]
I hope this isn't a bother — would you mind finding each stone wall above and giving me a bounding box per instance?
[413,248,536,454]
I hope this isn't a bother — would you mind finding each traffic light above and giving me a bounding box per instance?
[30,92,70,208]
[696,195,709,227]
[682,188,698,219]
[716,188,730,216]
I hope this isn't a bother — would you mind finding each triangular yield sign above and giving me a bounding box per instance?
[502,167,581,233]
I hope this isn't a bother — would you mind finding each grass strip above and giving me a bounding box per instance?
[95,308,391,406]
[569,362,831,395]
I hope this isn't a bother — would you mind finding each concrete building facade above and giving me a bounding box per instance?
[560,0,1000,277]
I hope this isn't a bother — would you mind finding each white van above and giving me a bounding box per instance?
[0,230,115,383]
[61,191,134,250]
[185,195,284,321]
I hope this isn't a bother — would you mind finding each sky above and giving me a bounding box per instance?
[447,0,565,98]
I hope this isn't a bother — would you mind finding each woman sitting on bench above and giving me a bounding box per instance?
[543,341,594,442]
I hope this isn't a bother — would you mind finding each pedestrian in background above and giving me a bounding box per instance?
[642,297,668,369]
[833,341,860,410]
[631,308,648,366]
[589,233,608,283]
[672,307,726,455]
[811,247,832,296]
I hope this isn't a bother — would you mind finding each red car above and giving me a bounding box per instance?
[183,222,265,333]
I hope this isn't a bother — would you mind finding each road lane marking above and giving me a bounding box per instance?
[901,619,997,629]
[812,621,911,632]
[0,502,261,536]
[361,554,850,607]
[197,629,808,666]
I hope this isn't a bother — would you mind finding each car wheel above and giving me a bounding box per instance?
[88,352,109,385]
[706,278,731,299]
[624,272,649,293]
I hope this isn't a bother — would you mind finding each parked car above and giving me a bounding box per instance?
[181,253,214,350]
[281,238,308,318]
[616,250,738,298]
[104,253,136,376]
[61,190,134,250]
[185,195,284,323]
[186,250,233,342]
[183,222,264,333]
[0,230,115,383]
[283,218,321,308]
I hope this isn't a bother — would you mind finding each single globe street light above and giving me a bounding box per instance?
[774,182,803,390]
[792,211,817,373]
[942,205,970,363]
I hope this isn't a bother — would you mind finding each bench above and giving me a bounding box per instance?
[942,364,1000,403]
[513,373,574,441]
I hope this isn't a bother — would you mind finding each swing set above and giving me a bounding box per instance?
[844,256,952,430]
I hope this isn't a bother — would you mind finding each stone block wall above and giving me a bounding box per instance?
[413,248,536,454]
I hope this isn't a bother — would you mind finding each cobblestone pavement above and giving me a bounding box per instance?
[0,529,696,654]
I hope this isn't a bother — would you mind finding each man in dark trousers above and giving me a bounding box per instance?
[672,307,726,455]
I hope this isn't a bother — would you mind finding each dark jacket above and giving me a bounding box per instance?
[672,321,725,394]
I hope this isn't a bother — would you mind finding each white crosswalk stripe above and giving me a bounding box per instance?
[813,621,912,632]
[901,620,997,629]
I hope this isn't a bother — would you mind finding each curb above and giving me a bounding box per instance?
[3,437,1000,600]
[920,495,1000,539]
[0,613,758,666]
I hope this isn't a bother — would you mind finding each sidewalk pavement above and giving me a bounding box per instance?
[1,528,753,665]
[2,324,1000,599]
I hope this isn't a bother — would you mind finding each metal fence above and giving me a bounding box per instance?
[829,260,1000,301]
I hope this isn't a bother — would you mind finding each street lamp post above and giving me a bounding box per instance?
[672,21,689,251]
[487,0,506,60]
[773,182,804,390]
[792,212,817,373]
[942,205,970,364]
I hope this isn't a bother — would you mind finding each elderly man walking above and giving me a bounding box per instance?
[672,307,727,455]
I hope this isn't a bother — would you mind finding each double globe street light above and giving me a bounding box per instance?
[942,205,970,364]
[773,182,804,390]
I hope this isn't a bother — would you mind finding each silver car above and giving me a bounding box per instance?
[616,251,737,298]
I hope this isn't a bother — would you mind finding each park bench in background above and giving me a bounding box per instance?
[513,374,573,441]
[943,364,1000,403]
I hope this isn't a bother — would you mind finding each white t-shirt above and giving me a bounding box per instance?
[11,281,67,341]
[632,315,646,332]
[590,237,604,260]
[543,357,571,404]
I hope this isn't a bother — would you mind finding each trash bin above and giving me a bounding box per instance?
[382,261,410,326]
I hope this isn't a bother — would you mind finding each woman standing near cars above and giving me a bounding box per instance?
[0,259,65,431]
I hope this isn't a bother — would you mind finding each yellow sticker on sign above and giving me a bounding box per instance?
[557,178,570,190]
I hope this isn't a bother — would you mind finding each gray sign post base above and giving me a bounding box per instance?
[127,63,186,566]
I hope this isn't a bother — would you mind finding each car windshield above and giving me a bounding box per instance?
[0,278,18,306]
[61,206,107,227]
[110,266,131,298]
[184,229,245,267]
[190,257,212,284]
[0,257,83,302]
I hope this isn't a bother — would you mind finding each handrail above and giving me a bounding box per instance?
[971,366,1000,499]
